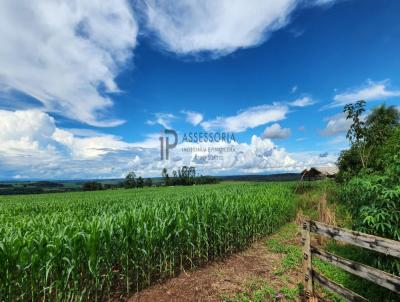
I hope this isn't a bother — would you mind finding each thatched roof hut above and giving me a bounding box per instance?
[301,165,339,180]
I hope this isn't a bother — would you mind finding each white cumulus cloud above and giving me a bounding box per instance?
[140,0,340,57]
[0,109,136,179]
[142,0,298,56]
[321,112,352,136]
[146,113,177,128]
[0,0,138,126]
[182,110,203,126]
[201,104,288,132]
[0,109,56,156]
[262,123,291,139]
[330,80,400,108]
[289,96,316,107]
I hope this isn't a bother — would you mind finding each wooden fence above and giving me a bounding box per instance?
[301,220,400,301]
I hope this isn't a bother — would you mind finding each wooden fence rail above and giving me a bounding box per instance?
[301,220,400,301]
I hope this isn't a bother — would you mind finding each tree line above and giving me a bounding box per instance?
[83,166,218,191]
[83,173,152,191]
[161,166,218,186]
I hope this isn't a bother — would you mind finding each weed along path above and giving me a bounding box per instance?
[128,223,304,302]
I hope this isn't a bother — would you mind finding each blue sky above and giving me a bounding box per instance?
[0,0,399,179]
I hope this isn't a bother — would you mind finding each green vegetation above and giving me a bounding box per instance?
[313,242,400,302]
[293,178,398,301]
[0,167,219,195]
[161,166,218,186]
[338,102,400,182]
[0,181,70,195]
[0,183,296,301]
[266,224,302,275]
[222,222,302,302]
[337,102,400,275]
[1,102,397,301]
[0,173,302,196]
[83,181,104,191]
[291,103,400,302]
[222,280,301,302]
[221,281,277,302]
[0,180,125,195]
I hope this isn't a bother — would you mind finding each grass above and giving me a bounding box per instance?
[295,180,399,302]
[313,241,400,302]
[221,222,303,302]
[265,223,302,276]
[221,281,276,302]
[221,276,302,302]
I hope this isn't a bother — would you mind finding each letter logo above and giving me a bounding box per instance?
[160,129,178,160]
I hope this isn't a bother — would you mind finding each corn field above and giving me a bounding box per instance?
[0,183,296,301]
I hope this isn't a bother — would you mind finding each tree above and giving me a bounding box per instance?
[124,172,136,188]
[338,102,400,181]
[161,168,170,186]
[365,104,400,171]
[189,166,196,179]
[337,103,400,273]
[136,176,144,188]
[344,100,368,168]
[336,147,363,183]
[161,166,216,186]
[365,104,399,145]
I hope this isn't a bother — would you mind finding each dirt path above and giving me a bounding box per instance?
[128,223,304,302]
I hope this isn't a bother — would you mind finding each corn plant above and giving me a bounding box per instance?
[0,183,296,301]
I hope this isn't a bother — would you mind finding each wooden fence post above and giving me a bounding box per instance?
[302,220,400,301]
[302,220,313,300]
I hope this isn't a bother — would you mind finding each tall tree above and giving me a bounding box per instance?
[189,166,196,179]
[124,172,136,188]
[161,168,170,186]
[366,104,399,145]
[338,102,400,181]
[344,100,368,168]
[136,176,144,188]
